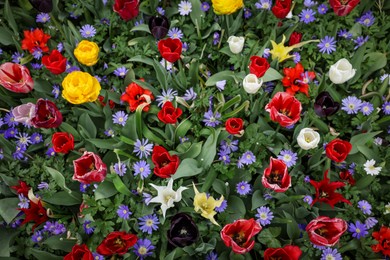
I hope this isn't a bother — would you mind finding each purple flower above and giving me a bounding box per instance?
[183,87,197,101]
[201,2,210,11]
[263,48,270,58]
[206,251,219,260]
[354,36,369,50]
[142,193,153,205]
[218,150,231,165]
[138,214,160,234]
[243,8,252,19]
[304,0,317,7]
[215,199,227,213]
[13,145,26,160]
[46,147,56,157]
[168,27,183,39]
[358,200,372,215]
[133,138,153,159]
[338,29,352,39]
[4,112,18,127]
[57,42,64,52]
[36,13,50,23]
[317,36,336,54]
[277,149,297,167]
[238,151,256,166]
[100,18,110,25]
[83,220,95,234]
[216,80,226,91]
[80,183,90,193]
[104,128,115,137]
[321,248,342,260]
[80,24,96,38]
[304,176,310,183]
[255,0,272,10]
[220,139,239,154]
[112,111,128,126]
[255,206,274,226]
[213,32,220,45]
[365,217,378,229]
[44,221,66,235]
[18,194,29,208]
[317,4,328,14]
[357,11,375,27]
[117,205,132,219]
[114,162,127,176]
[52,84,60,99]
[133,238,155,259]
[348,221,368,239]
[31,63,43,70]
[341,96,362,114]
[293,52,301,63]
[4,128,18,139]
[203,110,221,127]
[178,0,192,16]
[32,230,44,243]
[236,181,251,195]
[382,101,390,115]
[156,88,178,107]
[303,195,313,205]
[360,101,374,116]
[16,133,31,147]
[299,9,316,24]
[133,160,151,179]
[11,52,24,63]
[156,7,165,15]
[32,47,43,59]
[113,67,128,78]
[38,182,49,190]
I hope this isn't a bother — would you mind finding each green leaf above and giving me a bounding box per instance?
[196,128,221,169]
[42,191,82,206]
[87,138,119,150]
[284,211,300,240]
[4,0,18,35]
[226,196,246,221]
[153,59,168,89]
[176,142,203,159]
[175,119,193,143]
[27,248,63,260]
[221,95,241,113]
[172,158,203,180]
[59,122,81,141]
[212,179,228,196]
[130,24,151,33]
[349,131,381,154]
[251,190,267,210]
[143,126,166,145]
[43,236,76,252]
[94,181,118,200]
[189,0,203,31]
[0,228,18,257]
[354,175,375,190]
[110,174,132,196]
[78,113,97,139]
[205,71,237,86]
[45,167,72,194]
[362,52,387,79]
[0,198,19,224]
[262,68,283,83]
[129,55,154,66]
[0,27,14,46]
[202,23,221,40]
[257,227,282,248]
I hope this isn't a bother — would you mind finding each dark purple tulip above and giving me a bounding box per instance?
[29,0,53,13]
[314,91,340,117]
[148,15,170,40]
[31,99,63,128]
[167,213,199,247]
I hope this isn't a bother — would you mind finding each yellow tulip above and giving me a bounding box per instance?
[193,183,224,226]
[74,40,99,66]
[211,0,243,15]
[269,35,319,63]
[62,71,101,104]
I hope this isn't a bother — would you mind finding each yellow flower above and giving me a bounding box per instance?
[269,35,319,63]
[211,0,243,15]
[62,71,101,104]
[74,40,99,66]
[193,183,224,226]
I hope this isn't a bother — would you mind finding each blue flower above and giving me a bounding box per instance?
[133,139,153,159]
[138,214,160,234]
[80,24,96,38]
[299,9,316,24]
[255,206,274,226]
[317,36,337,54]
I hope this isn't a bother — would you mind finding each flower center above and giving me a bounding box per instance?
[231,231,246,247]
[146,219,154,227]
[114,238,125,247]
[268,171,282,185]
[138,246,148,255]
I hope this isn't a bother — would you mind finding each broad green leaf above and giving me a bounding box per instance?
[110,174,132,196]
[197,128,221,169]
[175,119,193,143]
[130,24,151,33]
[43,236,76,252]
[45,167,72,194]
[349,131,381,154]
[87,138,119,150]
[0,228,18,257]
[153,59,168,89]
[129,55,154,66]
[172,158,203,180]
[212,179,228,196]
[257,227,282,248]
[354,175,375,190]
[0,27,14,45]
[4,0,18,35]
[221,95,241,113]
[176,142,203,159]
[143,126,166,145]
[78,113,97,139]
[189,0,203,35]
[42,191,82,206]
[262,68,283,83]
[363,52,387,79]
[205,71,237,86]
[251,190,267,210]
[94,181,118,200]
[27,248,63,260]
[284,211,300,240]
[0,198,19,224]
[59,122,81,141]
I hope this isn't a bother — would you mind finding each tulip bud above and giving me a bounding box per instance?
[297,128,320,150]
[227,36,245,54]
[328,58,356,84]
[148,16,170,40]
[243,74,263,94]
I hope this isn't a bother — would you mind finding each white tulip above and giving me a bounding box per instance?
[227,36,245,54]
[297,128,320,150]
[329,58,356,84]
[243,74,263,94]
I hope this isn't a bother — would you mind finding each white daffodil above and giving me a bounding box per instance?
[363,159,382,176]
[149,179,188,218]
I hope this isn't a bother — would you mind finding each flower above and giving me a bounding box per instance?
[0,63,34,93]
[381,101,390,115]
[64,244,93,260]
[18,194,29,208]
[363,159,382,176]
[113,67,128,78]
[341,96,362,114]
[132,160,151,179]
[271,0,292,19]
[133,138,153,159]
[289,32,302,46]
[264,245,302,260]
[133,239,155,259]
[338,29,352,39]
[277,149,297,167]
[167,213,199,247]
[62,71,101,104]
[265,92,302,128]
[152,146,180,178]
[12,103,36,126]
[329,58,356,84]
[269,35,317,63]
[306,216,348,246]
[320,248,342,260]
[193,183,224,226]
[325,139,352,163]
[262,157,291,192]
[349,221,368,239]
[73,40,99,66]
[113,162,127,176]
[255,206,274,226]
[354,35,369,49]
[236,181,251,196]
[225,118,244,135]
[357,11,375,27]
[21,28,50,54]
[19,199,48,231]
[249,56,270,78]
[168,27,183,39]
[203,110,222,127]
[220,219,261,254]
[358,200,372,215]
[42,50,67,75]
[96,231,138,256]
[113,0,140,21]
[80,24,96,38]
[281,62,315,96]
[255,0,272,10]
[28,0,53,12]
[157,101,182,124]
[360,101,374,115]
[238,151,256,166]
[31,99,63,128]
[149,178,188,218]
[303,195,313,205]
[83,220,95,234]
[201,2,210,11]
[227,36,245,54]
[158,38,182,63]
[297,128,320,150]
[243,74,263,94]
[148,15,170,40]
[156,88,178,107]
[138,214,160,234]
[178,0,192,15]
[299,9,316,24]
[72,151,107,184]
[317,36,337,54]
[339,170,355,186]
[121,81,154,112]
[112,111,128,126]
[310,170,351,208]
[211,0,243,15]
[51,132,74,154]
[329,0,360,16]
[314,92,340,117]
[372,226,390,256]
[365,217,378,229]
[318,4,328,14]
[117,205,132,219]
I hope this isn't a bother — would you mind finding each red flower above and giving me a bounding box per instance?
[249,56,270,78]
[96,231,138,256]
[152,146,180,178]
[262,158,291,192]
[220,218,262,254]
[11,180,30,197]
[158,38,182,63]
[289,32,302,46]
[264,245,302,260]
[52,132,74,154]
[0,62,34,93]
[306,216,347,247]
[42,50,67,75]
[265,92,302,128]
[113,0,140,21]
[339,170,355,186]
[120,81,154,112]
[271,0,292,19]
[157,101,182,124]
[325,139,352,163]
[372,226,390,257]
[329,0,360,16]
[31,99,63,128]
[73,152,107,184]
[19,200,48,231]
[310,170,351,208]
[98,95,115,109]
[281,63,316,96]
[225,118,244,135]
[64,244,93,260]
[21,28,51,54]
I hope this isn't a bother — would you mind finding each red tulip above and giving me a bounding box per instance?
[281,63,316,96]
[158,38,182,63]
[329,0,360,16]
[262,158,291,192]
[21,28,50,54]
[289,32,302,46]
[73,152,107,184]
[264,245,302,260]
[152,146,180,178]
[52,132,74,154]
[265,92,302,128]
[306,216,347,247]
[19,199,48,231]
[372,226,390,257]
[42,50,67,75]
[113,0,140,21]
[272,0,292,19]
[325,139,352,163]
[97,231,138,256]
[64,244,93,260]
[0,63,34,93]
[31,99,63,128]
[157,101,182,124]
[120,80,154,112]
[249,56,270,78]
[225,118,244,135]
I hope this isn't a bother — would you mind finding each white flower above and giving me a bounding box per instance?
[227,36,245,54]
[178,1,192,16]
[297,128,320,150]
[329,58,356,84]
[243,74,263,94]
[384,203,390,215]
[363,159,382,176]
[149,179,188,218]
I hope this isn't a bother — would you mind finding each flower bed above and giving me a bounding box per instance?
[0,0,389,259]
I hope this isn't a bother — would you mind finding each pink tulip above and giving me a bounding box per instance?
[0,62,34,93]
